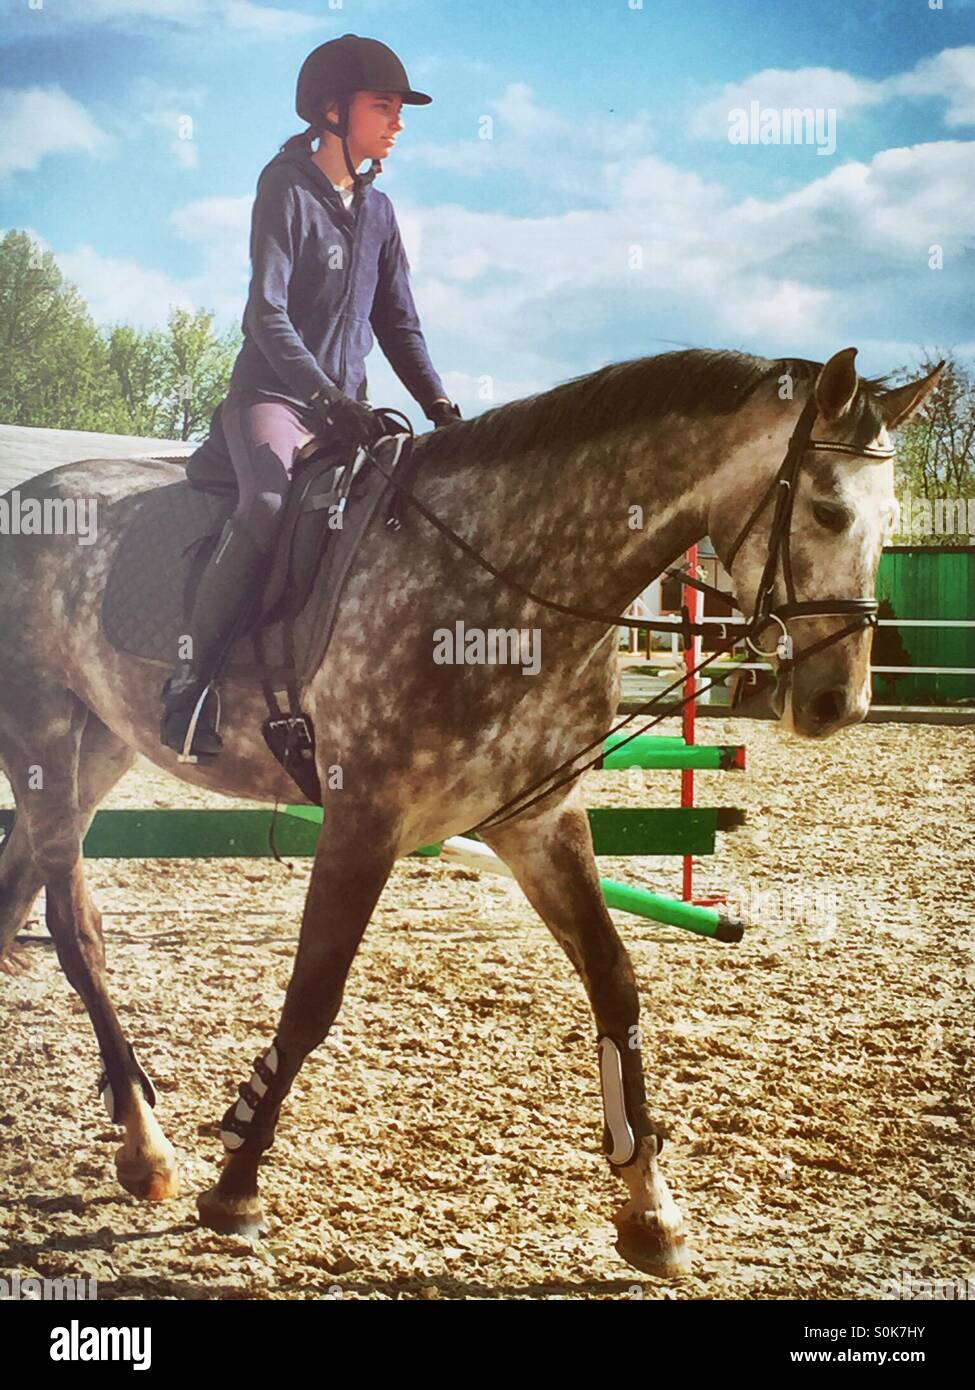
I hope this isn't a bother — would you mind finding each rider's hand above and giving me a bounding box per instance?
[311,390,385,448]
[426,399,462,428]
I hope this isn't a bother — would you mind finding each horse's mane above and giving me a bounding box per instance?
[416,348,891,465]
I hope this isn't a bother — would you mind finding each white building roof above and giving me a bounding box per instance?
[0,424,193,494]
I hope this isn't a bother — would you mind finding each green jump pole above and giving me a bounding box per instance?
[435,835,744,943]
[602,732,685,758]
[599,876,742,941]
[600,733,745,770]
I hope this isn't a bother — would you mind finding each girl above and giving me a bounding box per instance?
[161,33,459,759]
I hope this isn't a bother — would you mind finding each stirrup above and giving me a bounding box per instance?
[172,682,222,763]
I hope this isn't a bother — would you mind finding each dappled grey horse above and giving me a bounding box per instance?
[0,346,940,1275]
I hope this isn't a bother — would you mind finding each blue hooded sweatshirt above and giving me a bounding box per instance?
[187,146,446,485]
[226,146,446,410]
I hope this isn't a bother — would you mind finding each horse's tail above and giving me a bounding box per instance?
[0,755,9,862]
[0,743,11,859]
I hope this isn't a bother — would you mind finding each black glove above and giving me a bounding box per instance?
[311,390,385,448]
[426,400,462,428]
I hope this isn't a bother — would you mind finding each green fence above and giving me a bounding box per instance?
[874,547,975,703]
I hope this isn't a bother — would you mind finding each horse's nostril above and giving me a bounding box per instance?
[811,687,845,726]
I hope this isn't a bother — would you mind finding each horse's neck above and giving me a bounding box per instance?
[418,411,749,616]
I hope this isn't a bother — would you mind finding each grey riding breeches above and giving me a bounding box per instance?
[219,388,326,555]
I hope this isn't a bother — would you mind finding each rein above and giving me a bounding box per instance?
[361,399,894,834]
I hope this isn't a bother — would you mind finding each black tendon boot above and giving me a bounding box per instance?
[160,519,269,760]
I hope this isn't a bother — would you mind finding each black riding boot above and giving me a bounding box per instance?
[160,519,269,760]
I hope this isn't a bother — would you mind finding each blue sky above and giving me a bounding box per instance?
[2,0,973,431]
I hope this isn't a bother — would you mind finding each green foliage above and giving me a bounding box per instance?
[891,354,975,547]
[0,230,239,440]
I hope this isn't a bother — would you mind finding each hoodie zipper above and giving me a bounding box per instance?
[294,153,360,398]
[337,189,363,395]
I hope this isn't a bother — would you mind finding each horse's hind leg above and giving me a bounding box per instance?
[0,711,137,974]
[480,789,690,1279]
[0,803,43,977]
[3,691,178,1200]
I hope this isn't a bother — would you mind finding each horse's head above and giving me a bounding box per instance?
[714,347,942,738]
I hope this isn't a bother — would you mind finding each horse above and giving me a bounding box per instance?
[0,346,940,1276]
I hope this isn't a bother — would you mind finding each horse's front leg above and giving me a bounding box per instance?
[481,789,690,1278]
[196,802,398,1238]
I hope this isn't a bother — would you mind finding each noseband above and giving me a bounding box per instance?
[722,395,895,669]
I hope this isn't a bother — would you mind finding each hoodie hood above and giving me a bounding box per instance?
[263,147,372,227]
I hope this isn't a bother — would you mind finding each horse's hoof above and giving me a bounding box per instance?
[614,1212,691,1279]
[0,942,33,977]
[196,1185,267,1239]
[115,1154,181,1201]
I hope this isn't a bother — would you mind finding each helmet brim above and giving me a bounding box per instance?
[390,88,432,105]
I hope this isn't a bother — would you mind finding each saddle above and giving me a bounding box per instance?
[101,425,420,801]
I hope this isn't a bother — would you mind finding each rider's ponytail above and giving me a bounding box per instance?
[279,95,338,154]
[280,124,318,153]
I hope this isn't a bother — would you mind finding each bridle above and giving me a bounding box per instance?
[721,394,895,671]
[358,393,895,832]
[367,395,895,670]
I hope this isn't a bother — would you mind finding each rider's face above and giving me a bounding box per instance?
[346,90,405,160]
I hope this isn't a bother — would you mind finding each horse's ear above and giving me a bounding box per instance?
[815,347,860,421]
[878,360,945,430]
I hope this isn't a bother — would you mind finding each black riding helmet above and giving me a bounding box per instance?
[296,33,431,191]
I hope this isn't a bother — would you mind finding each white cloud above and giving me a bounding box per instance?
[17,0,322,35]
[169,195,253,316]
[493,81,573,141]
[396,80,654,191]
[394,137,974,390]
[220,0,322,38]
[141,109,201,170]
[890,45,975,126]
[0,78,210,177]
[137,132,969,414]
[726,141,974,264]
[690,46,975,141]
[35,110,972,420]
[691,66,886,140]
[0,86,112,179]
[169,194,252,245]
[55,244,196,328]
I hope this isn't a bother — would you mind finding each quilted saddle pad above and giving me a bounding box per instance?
[101,479,236,668]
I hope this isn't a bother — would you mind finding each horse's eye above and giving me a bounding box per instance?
[812,501,849,533]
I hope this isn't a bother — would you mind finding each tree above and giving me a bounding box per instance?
[163,307,239,441]
[890,353,975,547]
[102,323,169,438]
[0,230,126,430]
[104,308,238,441]
[0,230,239,440]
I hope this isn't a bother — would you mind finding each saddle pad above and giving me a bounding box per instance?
[102,480,233,667]
[101,437,405,683]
